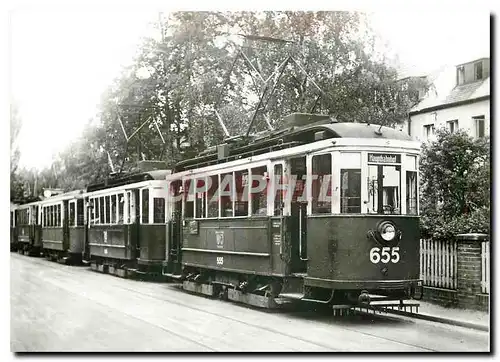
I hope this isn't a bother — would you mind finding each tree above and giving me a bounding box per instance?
[419,128,490,240]
[10,102,25,201]
[55,11,430,186]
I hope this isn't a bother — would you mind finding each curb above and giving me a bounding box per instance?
[381,308,489,332]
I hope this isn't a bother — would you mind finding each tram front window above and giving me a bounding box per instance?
[367,165,401,215]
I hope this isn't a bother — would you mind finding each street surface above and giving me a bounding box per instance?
[10,253,489,352]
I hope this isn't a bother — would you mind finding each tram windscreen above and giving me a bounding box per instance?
[367,165,401,215]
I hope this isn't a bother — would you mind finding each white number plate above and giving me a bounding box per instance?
[369,247,400,264]
[216,256,224,265]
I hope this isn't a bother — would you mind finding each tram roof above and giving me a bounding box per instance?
[175,118,413,171]
[86,169,172,192]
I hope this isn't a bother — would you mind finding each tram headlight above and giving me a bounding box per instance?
[378,221,396,241]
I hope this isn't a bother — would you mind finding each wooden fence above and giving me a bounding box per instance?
[481,240,490,294]
[420,239,458,289]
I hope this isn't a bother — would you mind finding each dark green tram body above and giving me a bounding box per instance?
[15,204,42,256]
[85,169,171,277]
[10,207,17,251]
[165,113,423,308]
[40,192,86,264]
[304,215,420,297]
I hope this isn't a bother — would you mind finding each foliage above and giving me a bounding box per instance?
[13,11,429,192]
[419,128,490,240]
[10,102,25,202]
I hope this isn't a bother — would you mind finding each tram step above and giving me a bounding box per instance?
[278,292,305,300]
[163,273,183,280]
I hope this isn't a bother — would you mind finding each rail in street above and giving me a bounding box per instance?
[10,253,489,352]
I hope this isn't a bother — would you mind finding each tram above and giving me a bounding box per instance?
[163,113,422,308]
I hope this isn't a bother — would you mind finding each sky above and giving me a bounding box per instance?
[9,7,491,171]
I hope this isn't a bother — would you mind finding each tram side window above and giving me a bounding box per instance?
[184,179,194,218]
[69,202,75,226]
[118,194,124,224]
[57,204,61,227]
[340,169,361,213]
[220,173,233,217]
[312,154,332,214]
[195,178,206,219]
[407,171,418,215]
[251,166,268,216]
[142,189,150,223]
[153,198,166,223]
[89,199,95,225]
[77,199,84,226]
[104,195,110,224]
[99,197,105,224]
[111,195,117,224]
[234,170,249,217]
[274,164,284,216]
[207,175,219,218]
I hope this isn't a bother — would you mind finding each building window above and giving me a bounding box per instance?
[457,66,465,85]
[474,62,483,81]
[423,124,435,140]
[473,116,485,138]
[447,120,458,133]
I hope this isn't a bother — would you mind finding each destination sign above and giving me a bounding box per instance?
[368,153,401,164]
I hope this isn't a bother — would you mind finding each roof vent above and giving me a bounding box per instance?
[136,160,169,172]
[282,113,333,129]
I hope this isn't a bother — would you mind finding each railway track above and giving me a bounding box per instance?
[11,253,490,351]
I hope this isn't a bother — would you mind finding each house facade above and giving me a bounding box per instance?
[403,57,490,142]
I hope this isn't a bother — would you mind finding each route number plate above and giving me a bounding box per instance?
[369,247,400,264]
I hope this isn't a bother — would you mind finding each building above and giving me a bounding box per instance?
[403,57,490,142]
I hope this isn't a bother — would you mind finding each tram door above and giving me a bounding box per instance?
[167,180,183,274]
[289,156,308,274]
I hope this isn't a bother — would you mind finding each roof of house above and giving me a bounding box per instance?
[409,62,490,115]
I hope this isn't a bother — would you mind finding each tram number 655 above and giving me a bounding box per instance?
[216,256,224,265]
[369,247,400,264]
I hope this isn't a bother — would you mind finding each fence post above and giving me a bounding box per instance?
[456,233,488,310]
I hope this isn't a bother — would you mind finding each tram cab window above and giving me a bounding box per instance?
[142,189,149,223]
[234,170,249,217]
[251,166,268,216]
[220,173,233,217]
[77,199,84,226]
[407,171,418,215]
[154,197,166,223]
[57,204,61,226]
[207,175,219,218]
[340,169,361,213]
[273,164,284,216]
[312,154,332,214]
[367,164,401,215]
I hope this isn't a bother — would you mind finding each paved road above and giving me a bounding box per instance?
[10,253,489,352]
